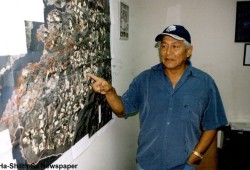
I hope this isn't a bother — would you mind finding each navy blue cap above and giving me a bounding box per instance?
[155,25,191,44]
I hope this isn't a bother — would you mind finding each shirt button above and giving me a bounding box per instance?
[169,108,172,110]
[167,122,170,125]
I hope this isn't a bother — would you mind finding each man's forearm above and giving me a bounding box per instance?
[105,87,125,117]
[187,129,217,165]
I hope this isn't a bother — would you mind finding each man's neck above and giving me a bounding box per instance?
[165,65,187,88]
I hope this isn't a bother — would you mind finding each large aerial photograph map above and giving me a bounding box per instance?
[0,0,112,169]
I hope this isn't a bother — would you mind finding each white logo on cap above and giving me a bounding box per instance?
[166,25,176,32]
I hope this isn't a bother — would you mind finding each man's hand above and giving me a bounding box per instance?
[87,73,113,95]
[87,73,125,117]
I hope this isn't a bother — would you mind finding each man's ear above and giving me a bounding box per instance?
[187,45,193,58]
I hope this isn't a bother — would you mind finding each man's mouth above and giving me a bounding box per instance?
[165,58,175,61]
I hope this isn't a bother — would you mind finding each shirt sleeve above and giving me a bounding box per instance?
[202,80,228,130]
[120,76,141,118]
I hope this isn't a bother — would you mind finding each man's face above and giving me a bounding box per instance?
[160,36,192,71]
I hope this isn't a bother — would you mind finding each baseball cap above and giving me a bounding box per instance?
[155,25,191,44]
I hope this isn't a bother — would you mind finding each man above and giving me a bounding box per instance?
[87,25,228,170]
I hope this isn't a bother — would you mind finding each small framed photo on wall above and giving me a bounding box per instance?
[243,44,250,66]
[119,1,129,40]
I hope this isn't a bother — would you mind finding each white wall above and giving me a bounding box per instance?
[73,0,250,169]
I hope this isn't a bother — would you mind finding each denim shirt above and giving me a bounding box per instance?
[120,62,228,170]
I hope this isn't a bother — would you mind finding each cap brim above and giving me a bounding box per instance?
[155,34,163,42]
[155,33,185,42]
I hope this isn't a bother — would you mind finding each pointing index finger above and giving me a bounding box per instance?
[87,73,101,81]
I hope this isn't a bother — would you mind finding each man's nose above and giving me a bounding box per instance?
[166,47,172,55]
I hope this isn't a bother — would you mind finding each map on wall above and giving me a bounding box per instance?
[0,0,112,169]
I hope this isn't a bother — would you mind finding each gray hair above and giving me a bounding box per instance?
[184,40,191,50]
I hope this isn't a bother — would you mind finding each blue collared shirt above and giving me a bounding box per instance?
[120,62,228,170]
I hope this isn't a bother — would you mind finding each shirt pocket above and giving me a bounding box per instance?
[180,96,202,124]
